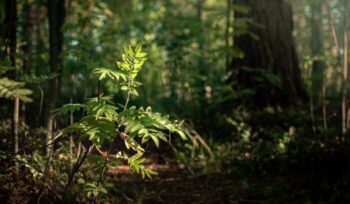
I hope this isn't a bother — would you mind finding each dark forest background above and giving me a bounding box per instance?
[1,0,350,203]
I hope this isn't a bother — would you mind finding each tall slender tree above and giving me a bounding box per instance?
[225,0,232,70]
[310,0,326,104]
[46,0,65,156]
[308,0,327,136]
[342,0,349,135]
[21,0,35,145]
[2,0,19,155]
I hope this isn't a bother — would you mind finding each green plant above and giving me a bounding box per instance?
[0,66,32,102]
[0,77,32,102]
[54,43,186,201]
[15,152,44,182]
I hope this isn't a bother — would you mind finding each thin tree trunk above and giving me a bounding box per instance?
[309,1,326,138]
[323,76,328,139]
[326,3,342,137]
[225,0,232,70]
[310,1,325,105]
[13,98,19,155]
[342,0,348,135]
[69,74,76,170]
[3,0,19,156]
[46,0,65,156]
[310,89,316,137]
[197,0,204,54]
[3,0,19,172]
[326,4,341,65]
[21,0,35,147]
[22,0,34,71]
[196,0,207,104]
[1,0,15,61]
[35,2,46,53]
[342,29,348,135]
[327,9,340,55]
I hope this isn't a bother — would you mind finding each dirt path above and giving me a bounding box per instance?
[106,149,350,204]
[108,165,262,204]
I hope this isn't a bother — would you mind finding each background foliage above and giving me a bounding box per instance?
[1,0,350,203]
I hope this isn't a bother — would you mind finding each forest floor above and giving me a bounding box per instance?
[108,147,350,204]
[1,145,350,203]
[109,164,251,204]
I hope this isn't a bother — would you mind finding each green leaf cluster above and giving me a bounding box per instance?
[93,44,147,96]
[15,152,44,181]
[116,152,157,179]
[53,97,117,146]
[0,77,32,102]
[55,43,187,180]
[120,106,186,147]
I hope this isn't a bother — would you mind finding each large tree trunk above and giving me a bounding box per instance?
[231,0,308,107]
[46,0,65,156]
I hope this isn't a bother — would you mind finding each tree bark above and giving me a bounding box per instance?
[46,0,65,156]
[342,5,348,135]
[22,0,35,71]
[231,0,308,107]
[21,0,35,146]
[3,0,19,156]
[1,0,16,62]
[309,1,327,136]
[310,1,326,105]
[225,0,232,70]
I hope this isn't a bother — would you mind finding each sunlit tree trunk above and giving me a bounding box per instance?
[46,0,65,156]
[231,0,308,107]
[325,2,347,136]
[342,17,348,135]
[69,74,76,170]
[339,0,349,136]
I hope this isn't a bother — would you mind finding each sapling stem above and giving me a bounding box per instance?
[62,144,94,201]
[124,79,132,111]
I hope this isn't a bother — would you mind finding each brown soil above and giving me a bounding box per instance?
[107,164,261,204]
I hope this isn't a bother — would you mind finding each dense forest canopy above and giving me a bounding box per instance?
[1,0,350,203]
